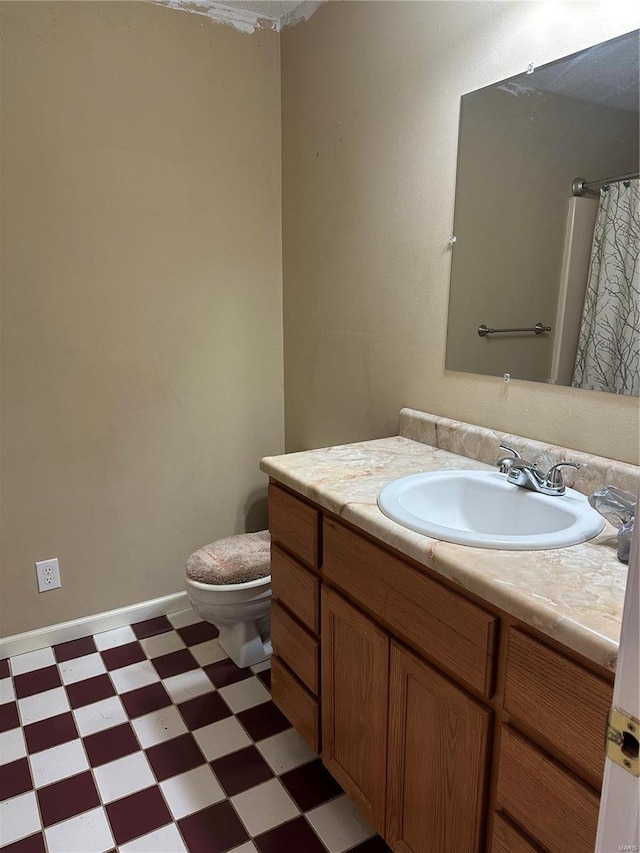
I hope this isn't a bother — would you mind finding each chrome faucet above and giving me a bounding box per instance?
[497,444,580,496]
[496,443,524,474]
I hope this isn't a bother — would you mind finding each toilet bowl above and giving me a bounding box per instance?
[185,531,272,669]
[186,574,272,668]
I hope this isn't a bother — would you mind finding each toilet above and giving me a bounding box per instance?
[185,530,272,669]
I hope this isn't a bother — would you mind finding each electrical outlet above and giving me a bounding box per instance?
[35,558,62,592]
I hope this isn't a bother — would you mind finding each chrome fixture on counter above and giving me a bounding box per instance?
[496,443,523,474]
[497,444,580,496]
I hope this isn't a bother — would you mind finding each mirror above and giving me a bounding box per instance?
[446,31,639,396]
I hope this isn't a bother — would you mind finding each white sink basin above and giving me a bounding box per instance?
[377,470,604,550]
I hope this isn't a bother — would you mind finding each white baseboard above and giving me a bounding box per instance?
[0,591,190,659]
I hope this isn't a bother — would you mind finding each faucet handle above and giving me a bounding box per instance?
[499,444,521,457]
[544,462,580,493]
[497,444,522,474]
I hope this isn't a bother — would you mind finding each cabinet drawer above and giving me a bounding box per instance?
[268,484,320,570]
[271,544,320,634]
[504,627,611,788]
[271,600,319,695]
[491,813,541,853]
[271,655,320,753]
[496,726,600,853]
[323,518,497,695]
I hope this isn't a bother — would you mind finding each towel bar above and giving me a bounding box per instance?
[478,323,551,337]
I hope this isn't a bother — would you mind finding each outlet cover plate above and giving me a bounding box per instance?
[35,558,62,592]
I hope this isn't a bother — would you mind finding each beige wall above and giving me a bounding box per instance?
[3,0,639,639]
[281,1,640,463]
[1,2,284,636]
[448,89,638,383]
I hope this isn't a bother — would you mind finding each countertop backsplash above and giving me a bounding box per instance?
[399,408,640,498]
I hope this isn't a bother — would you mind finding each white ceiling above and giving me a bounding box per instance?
[155,0,321,32]
[222,1,310,22]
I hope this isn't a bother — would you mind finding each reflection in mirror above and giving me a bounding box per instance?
[446,31,639,396]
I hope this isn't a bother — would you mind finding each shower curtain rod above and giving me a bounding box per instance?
[572,171,640,197]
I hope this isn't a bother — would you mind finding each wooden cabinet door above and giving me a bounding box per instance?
[321,587,389,834]
[387,643,491,853]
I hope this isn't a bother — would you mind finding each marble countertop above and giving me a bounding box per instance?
[261,434,629,672]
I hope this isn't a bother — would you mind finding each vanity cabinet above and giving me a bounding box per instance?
[268,482,320,570]
[267,480,613,853]
[494,726,600,853]
[321,584,492,850]
[502,626,611,789]
[491,626,612,853]
[269,484,322,752]
[387,643,491,853]
[322,587,389,834]
[322,516,498,697]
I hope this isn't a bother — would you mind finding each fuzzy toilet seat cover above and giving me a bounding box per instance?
[186,530,271,585]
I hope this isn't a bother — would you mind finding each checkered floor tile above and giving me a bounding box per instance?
[0,608,391,853]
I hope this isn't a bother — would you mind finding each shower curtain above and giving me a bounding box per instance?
[572,179,639,396]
